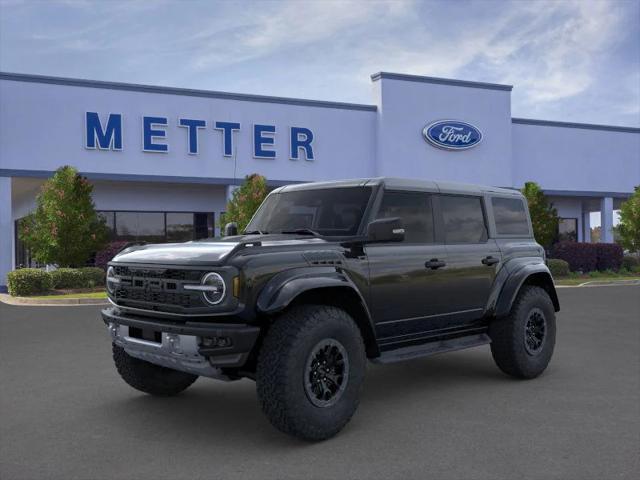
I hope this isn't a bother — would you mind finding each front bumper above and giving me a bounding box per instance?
[101,307,260,377]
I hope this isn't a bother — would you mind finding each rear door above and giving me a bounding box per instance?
[436,194,500,323]
[365,190,449,340]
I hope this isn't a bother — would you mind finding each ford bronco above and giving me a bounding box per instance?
[102,177,559,440]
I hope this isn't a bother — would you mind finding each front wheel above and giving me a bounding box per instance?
[256,305,366,441]
[489,286,556,379]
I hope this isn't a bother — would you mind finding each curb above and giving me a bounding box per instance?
[555,279,640,288]
[0,293,108,306]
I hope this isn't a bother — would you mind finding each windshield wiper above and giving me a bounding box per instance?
[243,229,267,235]
[280,228,320,237]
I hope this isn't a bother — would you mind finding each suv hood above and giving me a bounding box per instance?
[111,235,329,266]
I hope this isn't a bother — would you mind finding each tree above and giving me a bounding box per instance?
[521,181,559,248]
[220,174,269,234]
[617,186,640,252]
[19,166,109,267]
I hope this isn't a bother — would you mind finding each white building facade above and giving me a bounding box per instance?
[1,71,638,291]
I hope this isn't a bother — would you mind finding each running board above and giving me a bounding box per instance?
[373,333,491,364]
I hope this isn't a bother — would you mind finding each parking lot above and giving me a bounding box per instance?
[1,286,638,480]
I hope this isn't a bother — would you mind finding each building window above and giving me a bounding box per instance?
[167,213,195,242]
[558,218,578,242]
[98,211,215,243]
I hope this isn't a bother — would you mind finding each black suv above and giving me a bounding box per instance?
[102,177,559,440]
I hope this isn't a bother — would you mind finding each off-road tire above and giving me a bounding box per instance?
[256,305,367,441]
[489,285,556,379]
[112,344,198,396]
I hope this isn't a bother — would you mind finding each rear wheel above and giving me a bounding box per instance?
[112,344,198,396]
[256,305,366,441]
[489,286,556,379]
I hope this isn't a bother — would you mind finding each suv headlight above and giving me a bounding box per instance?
[106,266,120,295]
[184,272,226,305]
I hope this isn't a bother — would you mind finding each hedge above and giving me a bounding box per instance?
[7,269,53,296]
[7,267,105,296]
[94,241,130,270]
[622,255,640,272]
[546,259,570,277]
[551,242,624,272]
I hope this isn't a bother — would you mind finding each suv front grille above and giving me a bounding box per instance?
[111,266,208,313]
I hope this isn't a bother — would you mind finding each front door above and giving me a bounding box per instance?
[365,190,451,342]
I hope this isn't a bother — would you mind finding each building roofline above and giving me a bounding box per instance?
[512,117,640,134]
[0,71,378,112]
[371,72,513,91]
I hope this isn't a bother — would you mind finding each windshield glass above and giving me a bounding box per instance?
[246,187,373,237]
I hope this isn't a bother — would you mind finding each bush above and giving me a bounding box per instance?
[546,259,570,277]
[551,242,598,272]
[7,269,53,296]
[79,267,105,287]
[220,174,269,234]
[94,241,130,270]
[49,268,84,289]
[595,243,623,272]
[622,255,640,272]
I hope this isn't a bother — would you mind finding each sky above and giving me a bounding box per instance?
[1,0,639,127]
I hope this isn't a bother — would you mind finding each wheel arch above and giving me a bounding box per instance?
[256,268,379,358]
[495,263,560,318]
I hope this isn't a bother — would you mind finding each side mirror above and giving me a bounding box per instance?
[366,217,405,243]
[224,222,238,237]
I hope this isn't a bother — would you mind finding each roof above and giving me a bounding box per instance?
[277,177,522,196]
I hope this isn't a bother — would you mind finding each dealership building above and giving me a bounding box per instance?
[1,71,639,291]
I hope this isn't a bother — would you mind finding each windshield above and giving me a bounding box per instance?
[246,187,373,237]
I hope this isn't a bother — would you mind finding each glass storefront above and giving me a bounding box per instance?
[15,211,215,268]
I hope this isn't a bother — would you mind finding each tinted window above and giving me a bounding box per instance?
[115,212,165,243]
[246,187,372,236]
[492,197,530,235]
[376,191,434,243]
[558,218,577,242]
[440,195,487,243]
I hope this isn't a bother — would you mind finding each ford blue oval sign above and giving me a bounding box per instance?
[423,120,482,150]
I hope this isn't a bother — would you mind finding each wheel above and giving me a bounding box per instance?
[112,344,198,396]
[489,285,556,379]
[256,304,366,441]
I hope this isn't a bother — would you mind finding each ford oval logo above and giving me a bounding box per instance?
[423,120,482,150]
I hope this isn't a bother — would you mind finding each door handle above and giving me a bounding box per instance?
[425,258,446,269]
[482,256,499,266]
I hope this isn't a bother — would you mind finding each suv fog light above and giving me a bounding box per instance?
[166,333,183,353]
[108,323,119,339]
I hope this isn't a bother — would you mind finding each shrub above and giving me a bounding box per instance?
[622,255,640,272]
[7,269,53,296]
[49,268,84,289]
[551,242,598,272]
[521,182,559,248]
[79,267,105,287]
[595,243,623,272]
[546,258,570,277]
[94,241,130,270]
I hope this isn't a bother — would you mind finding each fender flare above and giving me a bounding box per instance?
[494,261,560,318]
[256,267,378,355]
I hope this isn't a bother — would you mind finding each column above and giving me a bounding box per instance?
[225,184,239,202]
[600,197,614,243]
[0,177,13,293]
[582,209,591,243]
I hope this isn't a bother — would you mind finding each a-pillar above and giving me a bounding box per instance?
[0,177,14,293]
[600,197,614,243]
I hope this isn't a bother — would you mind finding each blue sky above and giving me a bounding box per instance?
[1,0,639,127]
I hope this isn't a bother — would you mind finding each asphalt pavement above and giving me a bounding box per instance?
[1,286,639,480]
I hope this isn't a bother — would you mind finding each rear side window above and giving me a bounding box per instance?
[376,191,434,243]
[440,195,487,243]
[491,197,530,235]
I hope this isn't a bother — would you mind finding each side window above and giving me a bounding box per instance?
[376,191,434,243]
[492,197,530,235]
[440,195,487,244]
